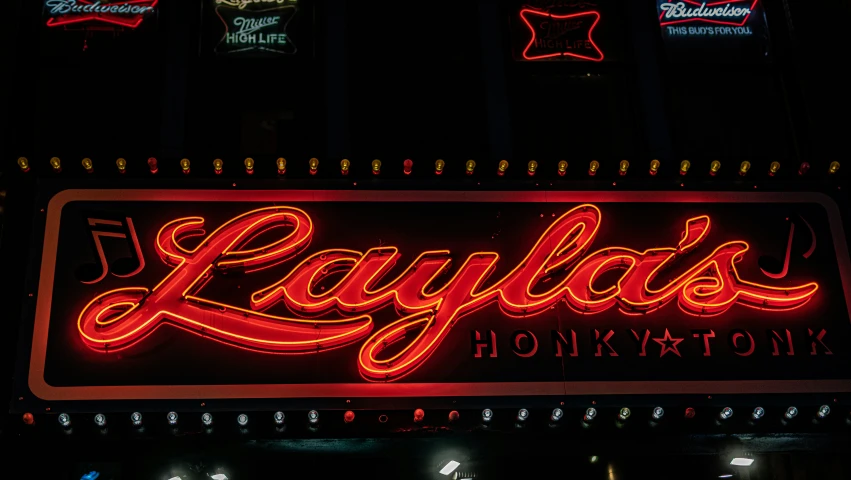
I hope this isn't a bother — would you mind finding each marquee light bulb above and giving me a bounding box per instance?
[684,408,696,419]
[588,160,599,176]
[21,413,33,425]
[719,407,733,420]
[202,413,213,426]
[798,162,810,176]
[94,414,107,427]
[785,406,798,419]
[739,161,751,176]
[829,161,840,174]
[652,407,664,420]
[710,160,721,176]
[371,159,382,175]
[497,159,509,176]
[550,408,563,422]
[584,408,597,422]
[116,158,126,174]
[435,159,445,175]
[816,405,830,419]
[482,408,494,423]
[413,409,425,423]
[237,414,249,426]
[130,412,142,427]
[244,157,254,174]
[618,407,631,421]
[213,158,223,175]
[82,157,94,173]
[180,158,190,174]
[403,159,413,175]
[769,161,780,176]
[752,407,765,420]
[340,159,350,175]
[277,157,287,175]
[147,157,158,174]
[58,413,71,428]
[309,158,319,175]
[619,160,629,176]
[527,160,538,176]
[17,157,30,172]
[448,410,460,422]
[273,411,285,425]
[649,159,660,176]
[465,160,476,175]
[50,156,62,172]
[680,160,691,176]
[167,411,178,425]
[517,409,529,422]
[557,160,568,176]
[308,410,319,424]
[343,410,355,423]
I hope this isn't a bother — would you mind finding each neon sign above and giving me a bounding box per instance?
[657,0,760,36]
[45,0,158,29]
[214,0,297,55]
[518,8,604,61]
[76,204,818,382]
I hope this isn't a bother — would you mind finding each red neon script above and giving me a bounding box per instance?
[78,204,818,382]
[519,9,604,62]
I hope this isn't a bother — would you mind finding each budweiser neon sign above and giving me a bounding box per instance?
[78,204,818,382]
[45,0,158,28]
[658,0,757,27]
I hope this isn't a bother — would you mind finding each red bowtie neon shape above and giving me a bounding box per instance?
[519,8,604,62]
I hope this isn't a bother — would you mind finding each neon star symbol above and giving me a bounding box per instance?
[653,329,684,357]
[45,0,158,29]
[519,8,604,61]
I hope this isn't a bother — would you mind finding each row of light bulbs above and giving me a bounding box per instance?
[44,405,835,430]
[16,156,843,177]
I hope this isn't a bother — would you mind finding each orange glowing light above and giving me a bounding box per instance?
[78,204,818,382]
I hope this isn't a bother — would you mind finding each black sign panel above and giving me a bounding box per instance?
[15,190,851,405]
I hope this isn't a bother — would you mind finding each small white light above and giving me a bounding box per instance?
[274,411,285,425]
[720,407,734,420]
[718,474,734,478]
[210,474,229,480]
[202,413,213,426]
[308,410,319,424]
[237,414,248,426]
[584,408,597,422]
[517,409,529,422]
[752,407,765,420]
[58,413,71,428]
[482,408,493,422]
[94,414,107,427]
[817,405,830,419]
[652,407,664,420]
[550,408,563,422]
[618,407,631,421]
[785,407,798,419]
[730,458,754,467]
[131,412,142,427]
[168,477,181,480]
[439,460,461,476]
[167,411,178,425]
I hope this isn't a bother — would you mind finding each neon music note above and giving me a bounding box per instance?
[75,217,145,284]
[759,216,816,280]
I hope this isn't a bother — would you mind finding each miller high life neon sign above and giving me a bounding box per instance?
[45,0,158,29]
[21,191,851,401]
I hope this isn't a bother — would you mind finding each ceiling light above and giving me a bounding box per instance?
[439,460,460,476]
[730,458,754,467]
[210,474,228,480]
[718,474,734,478]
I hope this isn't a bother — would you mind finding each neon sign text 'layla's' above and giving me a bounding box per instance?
[78,205,818,382]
